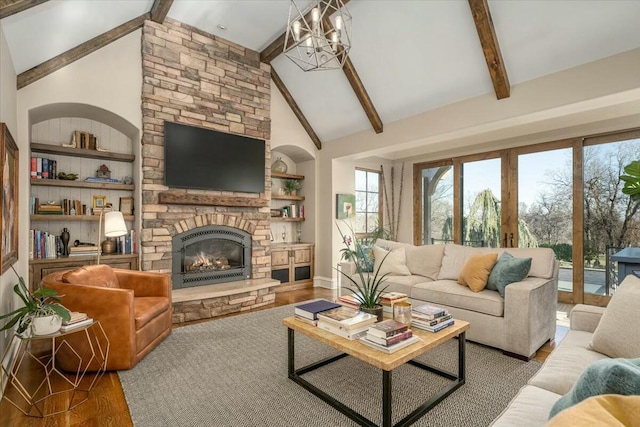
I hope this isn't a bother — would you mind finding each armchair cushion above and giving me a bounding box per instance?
[135,297,171,329]
[63,264,119,288]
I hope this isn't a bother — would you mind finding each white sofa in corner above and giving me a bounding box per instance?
[490,273,640,426]
[340,240,559,359]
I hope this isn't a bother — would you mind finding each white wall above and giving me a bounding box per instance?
[315,49,640,277]
[270,85,317,156]
[0,21,19,379]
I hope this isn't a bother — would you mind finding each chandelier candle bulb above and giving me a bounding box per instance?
[293,20,301,41]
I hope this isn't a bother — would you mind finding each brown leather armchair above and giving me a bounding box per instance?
[42,265,172,371]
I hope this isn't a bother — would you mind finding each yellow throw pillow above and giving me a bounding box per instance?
[458,253,498,292]
[547,395,640,427]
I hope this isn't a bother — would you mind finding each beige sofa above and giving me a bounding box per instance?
[340,240,559,359]
[491,273,640,426]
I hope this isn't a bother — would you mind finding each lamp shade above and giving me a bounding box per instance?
[104,211,128,237]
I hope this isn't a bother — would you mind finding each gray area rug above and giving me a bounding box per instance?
[119,305,541,427]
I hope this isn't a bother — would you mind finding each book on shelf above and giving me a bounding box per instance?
[59,317,93,332]
[294,299,342,321]
[316,306,377,330]
[412,303,447,320]
[317,321,370,340]
[412,319,455,333]
[69,246,100,253]
[62,312,88,325]
[412,313,453,328]
[365,329,413,347]
[367,319,409,338]
[360,335,421,354]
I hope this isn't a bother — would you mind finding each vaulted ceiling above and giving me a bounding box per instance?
[2,0,639,150]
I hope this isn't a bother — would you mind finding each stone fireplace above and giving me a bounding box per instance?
[172,225,252,289]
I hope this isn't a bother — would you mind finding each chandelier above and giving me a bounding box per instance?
[284,0,352,71]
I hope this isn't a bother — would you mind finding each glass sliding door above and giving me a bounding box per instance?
[461,157,502,248]
[419,164,454,245]
[517,147,574,297]
[582,138,640,299]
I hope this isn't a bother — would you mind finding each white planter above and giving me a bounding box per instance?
[31,315,62,336]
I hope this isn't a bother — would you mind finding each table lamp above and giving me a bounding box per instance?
[97,211,128,264]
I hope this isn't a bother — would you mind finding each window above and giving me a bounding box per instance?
[354,169,382,234]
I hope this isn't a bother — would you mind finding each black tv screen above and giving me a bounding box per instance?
[164,121,265,193]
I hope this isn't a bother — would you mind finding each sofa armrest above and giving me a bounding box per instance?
[504,277,558,358]
[338,261,357,276]
[114,269,171,298]
[570,304,605,333]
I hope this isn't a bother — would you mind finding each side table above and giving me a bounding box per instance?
[0,321,109,417]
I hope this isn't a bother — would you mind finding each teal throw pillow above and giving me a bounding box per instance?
[357,246,374,273]
[486,251,532,297]
[549,358,640,419]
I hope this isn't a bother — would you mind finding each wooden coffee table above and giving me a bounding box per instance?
[283,317,469,427]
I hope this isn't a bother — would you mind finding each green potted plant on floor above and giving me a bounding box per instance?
[0,266,71,336]
[337,222,390,321]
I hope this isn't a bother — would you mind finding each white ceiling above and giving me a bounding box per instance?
[2,0,639,146]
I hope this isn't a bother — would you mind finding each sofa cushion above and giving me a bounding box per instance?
[438,244,488,280]
[411,280,505,317]
[62,265,120,288]
[486,252,532,297]
[528,330,610,395]
[404,244,444,280]
[549,358,640,419]
[489,385,561,427]
[134,297,170,329]
[547,395,640,427]
[373,245,411,276]
[590,275,640,358]
[458,253,498,292]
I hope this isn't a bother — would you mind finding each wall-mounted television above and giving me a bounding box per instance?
[164,121,265,193]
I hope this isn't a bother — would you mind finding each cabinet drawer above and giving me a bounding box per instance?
[271,250,290,267]
[294,248,310,264]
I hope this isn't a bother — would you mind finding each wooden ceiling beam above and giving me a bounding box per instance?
[468,0,510,99]
[0,0,48,19]
[271,68,322,150]
[150,0,173,23]
[17,13,149,89]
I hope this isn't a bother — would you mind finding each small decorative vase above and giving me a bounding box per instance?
[101,237,116,254]
[61,227,70,257]
[271,157,287,174]
[360,304,384,322]
[31,315,62,336]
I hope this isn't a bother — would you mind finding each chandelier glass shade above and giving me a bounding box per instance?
[284,0,352,71]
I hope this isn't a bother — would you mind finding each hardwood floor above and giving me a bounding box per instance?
[0,287,562,426]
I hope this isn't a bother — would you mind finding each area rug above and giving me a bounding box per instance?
[119,305,541,427]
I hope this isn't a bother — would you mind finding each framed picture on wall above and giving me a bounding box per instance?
[119,197,134,215]
[93,195,106,208]
[1,123,19,274]
[336,194,356,219]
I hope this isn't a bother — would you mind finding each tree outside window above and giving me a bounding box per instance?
[354,169,382,235]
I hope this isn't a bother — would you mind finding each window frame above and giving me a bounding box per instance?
[354,167,383,238]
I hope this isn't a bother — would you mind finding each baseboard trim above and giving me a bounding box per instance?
[313,276,337,289]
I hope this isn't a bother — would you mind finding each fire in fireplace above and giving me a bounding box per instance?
[172,225,252,289]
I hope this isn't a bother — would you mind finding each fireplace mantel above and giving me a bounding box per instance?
[158,191,269,207]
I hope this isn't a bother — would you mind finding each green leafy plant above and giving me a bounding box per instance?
[337,222,390,309]
[621,160,640,202]
[283,179,302,195]
[0,266,71,335]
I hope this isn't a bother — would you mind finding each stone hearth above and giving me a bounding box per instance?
[172,278,279,323]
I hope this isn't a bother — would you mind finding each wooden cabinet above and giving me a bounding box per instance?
[271,172,305,222]
[271,243,314,289]
[29,254,139,290]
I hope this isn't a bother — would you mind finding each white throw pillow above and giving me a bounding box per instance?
[437,244,485,280]
[589,276,640,358]
[373,245,411,276]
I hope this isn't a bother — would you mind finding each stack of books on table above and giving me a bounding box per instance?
[294,299,342,326]
[378,292,409,315]
[316,306,378,340]
[336,293,361,309]
[60,312,93,332]
[411,303,454,333]
[360,319,420,353]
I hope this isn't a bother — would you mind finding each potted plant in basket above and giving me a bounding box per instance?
[283,179,302,196]
[337,222,390,321]
[0,266,71,336]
